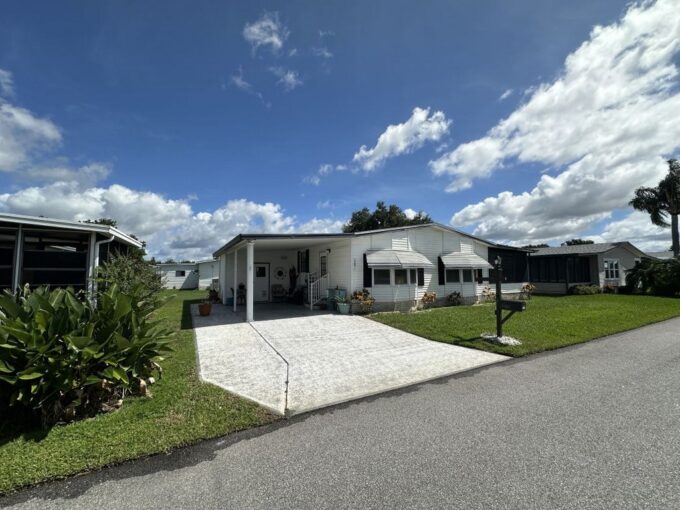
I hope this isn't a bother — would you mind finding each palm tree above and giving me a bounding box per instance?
[630,159,680,257]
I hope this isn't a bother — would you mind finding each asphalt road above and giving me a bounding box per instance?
[3,318,680,509]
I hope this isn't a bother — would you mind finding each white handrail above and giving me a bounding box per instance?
[309,273,330,310]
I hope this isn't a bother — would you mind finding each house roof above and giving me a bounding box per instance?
[365,249,434,268]
[212,223,529,257]
[0,212,142,248]
[441,252,493,269]
[531,242,648,258]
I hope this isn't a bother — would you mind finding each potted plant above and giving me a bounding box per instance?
[335,295,351,315]
[198,300,212,316]
[208,288,220,303]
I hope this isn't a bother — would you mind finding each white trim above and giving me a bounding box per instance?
[11,225,23,291]
[246,241,254,322]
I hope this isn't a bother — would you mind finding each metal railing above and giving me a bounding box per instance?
[309,272,330,310]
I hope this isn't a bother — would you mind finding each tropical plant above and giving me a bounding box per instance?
[350,288,375,314]
[626,258,680,297]
[97,252,164,307]
[520,283,536,300]
[421,291,437,308]
[0,285,172,427]
[630,159,680,257]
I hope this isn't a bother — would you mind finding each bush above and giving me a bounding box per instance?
[569,284,601,295]
[350,288,375,314]
[0,285,172,428]
[421,291,437,308]
[97,252,164,307]
[626,258,680,297]
[447,292,462,306]
[481,286,495,303]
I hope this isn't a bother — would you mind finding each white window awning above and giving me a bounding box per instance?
[366,249,434,268]
[441,252,493,269]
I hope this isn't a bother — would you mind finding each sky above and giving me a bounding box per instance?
[1,0,679,260]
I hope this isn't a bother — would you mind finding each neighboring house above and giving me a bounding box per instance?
[156,263,199,290]
[0,212,142,293]
[646,250,674,260]
[213,223,530,322]
[197,259,219,289]
[528,242,650,294]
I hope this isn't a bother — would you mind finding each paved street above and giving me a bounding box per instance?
[3,318,680,509]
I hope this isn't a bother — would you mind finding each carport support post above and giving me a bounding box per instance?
[495,257,503,338]
[233,248,238,312]
[246,240,254,322]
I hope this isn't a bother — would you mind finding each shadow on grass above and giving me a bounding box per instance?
[181,299,203,330]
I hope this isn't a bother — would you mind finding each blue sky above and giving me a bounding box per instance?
[1,0,679,259]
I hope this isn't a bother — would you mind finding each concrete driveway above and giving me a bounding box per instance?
[192,304,507,415]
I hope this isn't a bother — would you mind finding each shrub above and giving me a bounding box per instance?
[421,291,437,308]
[447,292,462,306]
[350,288,375,314]
[569,284,601,295]
[0,285,172,427]
[481,286,496,303]
[602,284,618,294]
[521,283,536,300]
[626,258,680,297]
[97,252,164,307]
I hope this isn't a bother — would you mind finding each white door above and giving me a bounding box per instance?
[254,264,269,302]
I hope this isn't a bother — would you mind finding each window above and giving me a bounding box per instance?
[320,254,328,276]
[394,269,408,285]
[476,269,484,283]
[374,269,390,285]
[604,259,620,279]
[417,268,425,286]
[409,269,417,285]
[462,269,473,282]
[445,269,460,283]
[256,266,266,277]
[175,270,186,277]
[297,250,309,273]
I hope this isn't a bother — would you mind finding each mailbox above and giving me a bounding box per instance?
[500,299,526,312]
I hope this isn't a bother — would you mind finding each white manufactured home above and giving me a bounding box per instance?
[213,224,529,322]
[155,263,199,290]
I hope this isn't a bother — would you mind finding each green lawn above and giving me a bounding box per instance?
[0,290,276,495]
[371,294,680,357]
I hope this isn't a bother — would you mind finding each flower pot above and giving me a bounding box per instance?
[336,302,351,315]
[198,302,212,316]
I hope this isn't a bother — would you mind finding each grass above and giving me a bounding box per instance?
[371,294,680,357]
[0,290,276,495]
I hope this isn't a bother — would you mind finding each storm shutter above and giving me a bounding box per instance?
[438,256,445,285]
[363,254,372,287]
[417,268,424,286]
[305,249,310,273]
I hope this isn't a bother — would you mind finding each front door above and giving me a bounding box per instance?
[254,263,270,302]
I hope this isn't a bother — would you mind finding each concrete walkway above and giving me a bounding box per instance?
[192,304,508,415]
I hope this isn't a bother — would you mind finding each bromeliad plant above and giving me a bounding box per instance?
[0,284,172,428]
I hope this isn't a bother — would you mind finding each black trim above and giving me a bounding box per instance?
[438,256,445,285]
[363,254,372,287]
[417,268,424,286]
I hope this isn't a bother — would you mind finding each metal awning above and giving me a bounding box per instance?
[365,249,433,268]
[441,252,493,269]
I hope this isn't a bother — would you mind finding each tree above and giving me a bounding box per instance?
[84,218,118,227]
[562,239,595,246]
[342,202,432,233]
[521,243,549,249]
[630,159,680,257]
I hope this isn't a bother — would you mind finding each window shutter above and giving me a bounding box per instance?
[363,254,372,287]
[297,251,301,273]
[305,249,310,272]
[438,256,445,285]
[417,268,424,286]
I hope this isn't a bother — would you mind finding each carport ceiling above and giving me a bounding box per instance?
[239,236,347,251]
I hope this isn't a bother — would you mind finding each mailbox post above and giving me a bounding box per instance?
[494,256,527,338]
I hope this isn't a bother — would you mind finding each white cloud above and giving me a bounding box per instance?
[0,182,344,260]
[498,88,513,101]
[229,67,270,107]
[600,211,673,252]
[442,0,680,244]
[0,100,62,171]
[243,12,289,54]
[353,107,451,171]
[312,47,333,59]
[270,67,303,91]
[403,208,417,220]
[23,162,111,186]
[0,69,14,98]
[303,163,349,186]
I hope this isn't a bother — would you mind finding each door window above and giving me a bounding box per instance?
[256,266,266,278]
